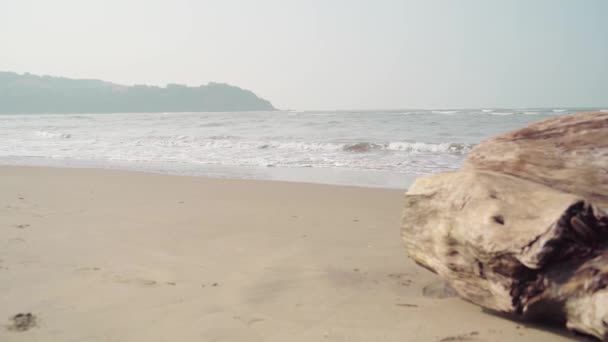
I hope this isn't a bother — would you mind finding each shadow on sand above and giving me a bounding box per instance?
[482,308,597,342]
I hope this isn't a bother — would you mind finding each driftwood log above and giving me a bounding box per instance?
[465,111,608,207]
[401,112,608,340]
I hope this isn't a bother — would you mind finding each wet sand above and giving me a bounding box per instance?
[0,166,582,341]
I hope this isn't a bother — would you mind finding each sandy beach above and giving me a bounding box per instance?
[0,166,583,341]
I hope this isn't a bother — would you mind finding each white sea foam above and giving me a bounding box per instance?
[385,141,471,153]
[0,109,596,184]
[259,141,342,151]
[131,137,471,155]
[431,110,459,115]
[35,131,72,139]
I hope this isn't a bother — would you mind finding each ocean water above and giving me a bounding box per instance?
[0,108,602,188]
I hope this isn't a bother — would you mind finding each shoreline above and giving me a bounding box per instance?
[0,159,417,190]
[0,166,580,341]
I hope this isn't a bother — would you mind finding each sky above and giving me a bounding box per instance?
[0,0,606,110]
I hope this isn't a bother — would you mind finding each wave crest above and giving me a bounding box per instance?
[35,131,71,139]
[128,135,472,155]
[342,141,472,153]
[385,141,471,153]
[343,142,383,152]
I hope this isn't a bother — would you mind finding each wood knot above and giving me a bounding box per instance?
[492,215,505,225]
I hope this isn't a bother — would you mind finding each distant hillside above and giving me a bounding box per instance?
[0,72,275,113]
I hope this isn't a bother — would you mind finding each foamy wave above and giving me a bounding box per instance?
[208,135,241,140]
[258,141,341,151]
[341,141,471,153]
[343,142,384,152]
[130,136,471,155]
[2,111,487,181]
[431,110,459,115]
[35,131,71,139]
[261,141,471,154]
[385,141,471,153]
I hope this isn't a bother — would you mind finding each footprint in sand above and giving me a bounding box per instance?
[201,282,220,287]
[74,267,101,274]
[111,274,158,287]
[438,331,481,341]
[247,318,265,326]
[388,272,410,279]
[233,316,265,327]
[126,278,157,287]
[388,273,414,286]
[6,313,37,332]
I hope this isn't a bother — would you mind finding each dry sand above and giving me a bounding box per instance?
[0,166,584,341]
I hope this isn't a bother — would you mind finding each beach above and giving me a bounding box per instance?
[0,166,581,341]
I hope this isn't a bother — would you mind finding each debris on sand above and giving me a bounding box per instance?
[7,313,37,332]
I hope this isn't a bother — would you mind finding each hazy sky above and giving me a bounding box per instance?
[1,0,606,110]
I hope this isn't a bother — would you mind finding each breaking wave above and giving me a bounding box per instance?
[384,141,472,153]
[35,131,72,139]
[127,136,472,155]
[341,141,471,153]
[13,108,594,183]
[253,140,471,154]
[343,142,384,152]
[243,139,470,154]
[431,110,460,115]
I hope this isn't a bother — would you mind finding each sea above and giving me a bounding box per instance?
[0,108,604,189]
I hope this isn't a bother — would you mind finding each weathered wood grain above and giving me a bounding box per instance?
[402,112,608,340]
[465,111,608,206]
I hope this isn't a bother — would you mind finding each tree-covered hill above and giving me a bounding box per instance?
[0,72,275,113]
